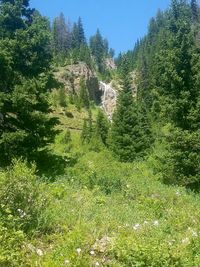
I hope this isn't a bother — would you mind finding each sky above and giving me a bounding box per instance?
[30,0,171,55]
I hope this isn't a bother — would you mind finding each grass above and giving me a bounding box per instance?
[22,149,200,266]
[1,103,200,266]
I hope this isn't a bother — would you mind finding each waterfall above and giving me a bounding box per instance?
[99,81,117,119]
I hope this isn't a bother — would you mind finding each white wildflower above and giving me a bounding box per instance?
[192,231,198,237]
[76,248,81,255]
[95,262,100,266]
[133,223,140,230]
[36,248,43,256]
[17,209,26,218]
[64,259,70,265]
[153,220,159,226]
[90,250,95,256]
[182,237,190,244]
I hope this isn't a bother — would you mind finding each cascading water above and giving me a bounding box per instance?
[99,81,117,120]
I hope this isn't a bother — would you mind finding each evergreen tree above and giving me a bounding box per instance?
[110,57,152,162]
[89,29,110,72]
[71,17,86,49]
[81,111,93,144]
[95,109,110,145]
[79,78,90,109]
[52,13,71,57]
[0,0,57,161]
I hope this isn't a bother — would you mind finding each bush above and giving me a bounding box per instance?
[0,160,47,232]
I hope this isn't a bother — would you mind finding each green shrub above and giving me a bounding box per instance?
[0,160,47,232]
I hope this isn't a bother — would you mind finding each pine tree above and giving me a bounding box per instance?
[95,109,110,145]
[52,13,71,57]
[71,17,86,49]
[0,0,57,162]
[79,78,90,109]
[110,57,152,162]
[89,29,108,72]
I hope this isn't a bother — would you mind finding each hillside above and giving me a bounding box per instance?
[0,0,200,266]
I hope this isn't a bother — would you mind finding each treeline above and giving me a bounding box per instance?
[116,0,200,187]
[52,13,115,73]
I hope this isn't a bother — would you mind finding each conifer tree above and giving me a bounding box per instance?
[110,57,152,162]
[79,78,90,109]
[71,17,86,49]
[95,109,110,145]
[52,13,71,57]
[0,0,57,161]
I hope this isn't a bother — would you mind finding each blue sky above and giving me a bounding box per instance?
[30,0,171,54]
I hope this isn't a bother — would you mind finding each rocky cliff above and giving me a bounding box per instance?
[54,62,137,118]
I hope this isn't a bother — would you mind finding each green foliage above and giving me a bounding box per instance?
[0,159,49,266]
[52,12,71,58]
[81,110,93,144]
[58,87,68,108]
[95,109,110,145]
[124,0,200,185]
[0,1,57,163]
[89,29,113,73]
[162,128,200,187]
[0,160,47,232]
[110,58,152,162]
[79,78,90,109]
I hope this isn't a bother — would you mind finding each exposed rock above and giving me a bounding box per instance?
[105,58,116,70]
[54,62,95,94]
[92,236,112,253]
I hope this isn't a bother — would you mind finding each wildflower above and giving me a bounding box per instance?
[133,223,140,230]
[76,248,81,255]
[182,237,190,244]
[153,220,159,226]
[192,231,198,237]
[17,209,26,218]
[64,259,70,265]
[95,262,100,266]
[90,250,95,256]
[36,248,43,256]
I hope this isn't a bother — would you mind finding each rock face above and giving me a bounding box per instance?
[54,62,101,103]
[99,81,117,119]
[54,62,95,94]
[105,58,116,70]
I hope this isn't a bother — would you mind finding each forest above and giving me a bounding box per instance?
[0,0,200,266]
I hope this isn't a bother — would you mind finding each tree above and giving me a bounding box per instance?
[52,13,71,57]
[89,29,109,72]
[0,0,57,162]
[79,78,90,109]
[110,57,152,162]
[95,109,110,145]
[81,109,93,144]
[71,17,86,49]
